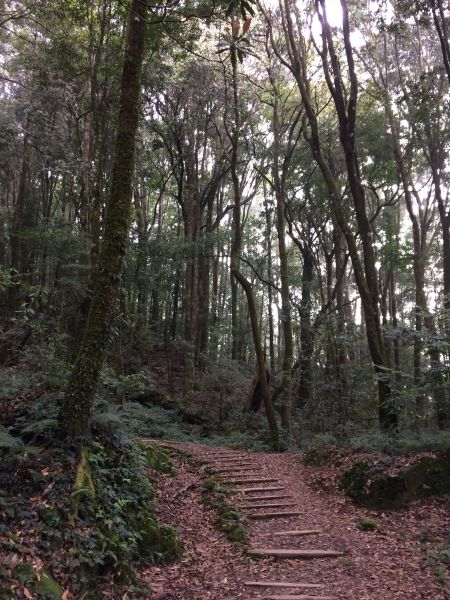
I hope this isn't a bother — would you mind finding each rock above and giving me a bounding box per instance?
[340,452,450,510]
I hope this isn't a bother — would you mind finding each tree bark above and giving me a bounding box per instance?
[59,0,148,438]
[228,39,279,449]
[269,0,397,430]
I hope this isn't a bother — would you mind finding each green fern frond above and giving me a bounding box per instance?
[21,418,58,435]
[0,425,24,450]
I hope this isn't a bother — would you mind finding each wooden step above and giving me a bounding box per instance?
[225,477,279,485]
[220,474,264,479]
[244,581,323,589]
[215,466,259,472]
[259,530,323,537]
[210,463,250,468]
[264,595,335,600]
[239,494,292,501]
[239,503,295,510]
[248,511,301,520]
[237,486,285,493]
[217,468,262,475]
[203,453,245,457]
[199,455,245,460]
[248,548,344,559]
[220,473,266,480]
[214,462,252,467]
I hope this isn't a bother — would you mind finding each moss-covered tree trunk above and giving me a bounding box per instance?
[59,0,148,439]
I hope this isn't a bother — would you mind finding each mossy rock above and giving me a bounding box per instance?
[303,446,347,467]
[340,461,372,503]
[341,454,450,510]
[404,455,450,497]
[357,518,379,531]
[12,565,62,599]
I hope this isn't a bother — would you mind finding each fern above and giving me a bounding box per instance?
[0,425,24,450]
[91,411,123,427]
[21,418,58,435]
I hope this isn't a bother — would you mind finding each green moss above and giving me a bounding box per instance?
[357,517,379,531]
[138,517,181,562]
[201,477,245,545]
[202,477,219,491]
[11,565,62,599]
[220,521,246,542]
[144,444,175,474]
[37,572,63,598]
[341,453,450,510]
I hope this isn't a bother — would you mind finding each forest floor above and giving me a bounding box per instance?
[141,441,450,600]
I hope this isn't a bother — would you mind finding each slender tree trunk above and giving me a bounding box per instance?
[273,0,397,430]
[271,94,294,434]
[298,247,314,408]
[59,0,148,438]
[228,39,279,449]
[9,131,33,307]
[263,194,276,374]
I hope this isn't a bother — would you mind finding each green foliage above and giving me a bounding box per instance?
[0,264,15,294]
[302,430,450,455]
[100,368,152,401]
[33,441,181,596]
[0,425,24,451]
[201,478,245,544]
[142,444,175,475]
[0,371,34,402]
[120,402,192,440]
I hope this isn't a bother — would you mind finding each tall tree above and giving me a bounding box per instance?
[59,0,148,438]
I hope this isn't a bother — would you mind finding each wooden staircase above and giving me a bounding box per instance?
[189,445,346,600]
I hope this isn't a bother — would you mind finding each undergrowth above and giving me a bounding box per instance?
[201,477,246,544]
[0,435,181,599]
[0,363,183,599]
[301,429,450,454]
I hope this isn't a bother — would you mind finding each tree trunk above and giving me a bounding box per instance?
[263,194,276,374]
[59,0,148,439]
[228,39,279,449]
[273,0,397,430]
[298,247,314,409]
[9,131,34,307]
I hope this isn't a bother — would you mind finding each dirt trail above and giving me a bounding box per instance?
[141,442,450,600]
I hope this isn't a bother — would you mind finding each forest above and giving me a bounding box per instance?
[0,0,449,598]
